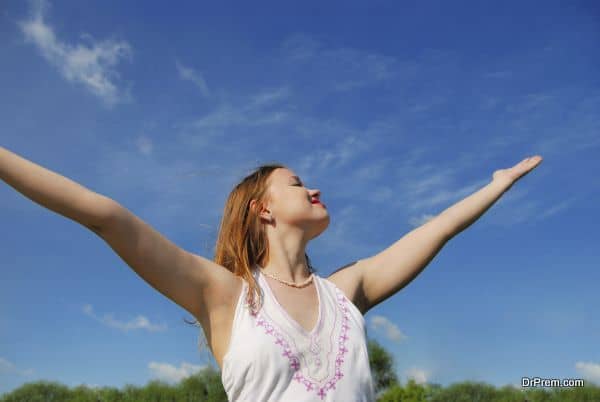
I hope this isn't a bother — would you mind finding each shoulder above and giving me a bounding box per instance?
[324,259,368,315]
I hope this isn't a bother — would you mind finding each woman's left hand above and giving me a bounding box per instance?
[492,155,543,187]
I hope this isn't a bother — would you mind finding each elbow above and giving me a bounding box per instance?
[81,192,120,233]
[425,214,455,243]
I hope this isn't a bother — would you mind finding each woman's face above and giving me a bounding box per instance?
[264,168,330,239]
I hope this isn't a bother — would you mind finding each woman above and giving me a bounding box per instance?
[0,147,543,401]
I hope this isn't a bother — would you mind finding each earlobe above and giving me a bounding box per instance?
[263,211,274,223]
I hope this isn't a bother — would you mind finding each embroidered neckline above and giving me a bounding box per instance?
[248,278,352,401]
[258,269,323,336]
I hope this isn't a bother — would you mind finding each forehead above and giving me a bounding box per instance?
[271,168,299,184]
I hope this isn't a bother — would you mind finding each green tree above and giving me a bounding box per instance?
[428,380,499,402]
[201,365,228,402]
[0,380,70,402]
[368,338,399,397]
[66,384,102,402]
[378,378,429,402]
[521,387,555,402]
[94,386,122,402]
[493,384,529,402]
[138,379,178,401]
[178,370,211,401]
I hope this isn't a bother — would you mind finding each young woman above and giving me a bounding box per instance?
[0,146,542,401]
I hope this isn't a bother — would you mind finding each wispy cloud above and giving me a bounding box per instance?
[190,104,288,130]
[148,361,207,383]
[296,135,372,172]
[82,304,167,332]
[369,315,407,342]
[408,213,438,228]
[176,60,210,97]
[280,33,321,61]
[135,135,154,156]
[405,367,430,384]
[248,86,291,108]
[19,0,132,106]
[280,33,397,92]
[408,94,448,114]
[185,86,292,133]
[0,357,35,377]
[538,196,578,219]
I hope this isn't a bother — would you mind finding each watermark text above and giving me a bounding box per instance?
[522,377,585,388]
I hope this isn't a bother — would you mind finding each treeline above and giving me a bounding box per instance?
[2,339,598,401]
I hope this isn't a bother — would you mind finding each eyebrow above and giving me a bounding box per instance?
[289,176,302,182]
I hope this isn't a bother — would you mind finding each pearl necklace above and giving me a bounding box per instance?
[261,269,314,288]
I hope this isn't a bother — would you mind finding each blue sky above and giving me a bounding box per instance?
[1,0,599,395]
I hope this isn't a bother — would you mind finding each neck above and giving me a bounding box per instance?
[259,228,313,282]
[259,256,311,283]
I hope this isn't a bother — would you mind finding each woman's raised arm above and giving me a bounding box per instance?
[0,146,114,231]
[0,146,237,323]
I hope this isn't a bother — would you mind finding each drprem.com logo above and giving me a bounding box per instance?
[522,377,585,388]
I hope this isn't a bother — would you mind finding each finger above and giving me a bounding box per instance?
[528,155,543,163]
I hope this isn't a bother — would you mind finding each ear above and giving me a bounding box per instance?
[250,199,271,221]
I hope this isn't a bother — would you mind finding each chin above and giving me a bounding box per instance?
[312,220,330,238]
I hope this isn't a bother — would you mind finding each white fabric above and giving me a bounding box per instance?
[218,266,375,402]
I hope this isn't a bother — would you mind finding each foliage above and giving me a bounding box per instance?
[0,381,71,402]
[367,338,399,396]
[0,366,228,402]
[2,345,599,402]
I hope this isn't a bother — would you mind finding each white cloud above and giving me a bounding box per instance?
[148,361,207,384]
[411,178,490,211]
[135,135,154,156]
[280,33,397,92]
[82,304,167,332]
[280,33,321,61]
[189,104,288,131]
[369,315,407,342]
[407,95,448,114]
[19,0,132,106]
[538,197,576,218]
[408,213,437,228]
[575,361,600,385]
[0,357,35,376]
[296,135,371,173]
[405,367,429,384]
[176,60,210,97]
[248,86,291,108]
[186,86,292,132]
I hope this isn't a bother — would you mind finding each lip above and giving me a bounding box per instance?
[312,200,326,208]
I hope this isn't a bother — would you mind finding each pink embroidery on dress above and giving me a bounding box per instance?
[249,285,351,400]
